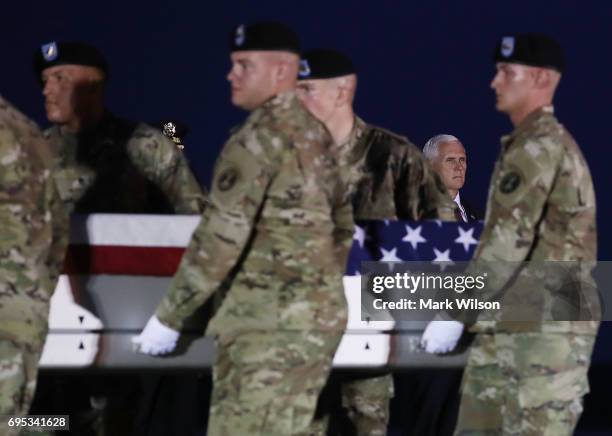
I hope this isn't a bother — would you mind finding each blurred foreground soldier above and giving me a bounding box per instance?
[34,41,205,214]
[297,49,454,436]
[423,134,481,222]
[0,96,67,435]
[133,22,354,435]
[421,34,600,435]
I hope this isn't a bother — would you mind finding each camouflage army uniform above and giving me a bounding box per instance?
[40,113,205,436]
[155,91,354,436]
[342,117,455,221]
[314,117,455,436]
[0,96,68,435]
[44,112,205,214]
[455,106,599,436]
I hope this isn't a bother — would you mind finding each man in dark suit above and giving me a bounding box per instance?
[423,134,481,221]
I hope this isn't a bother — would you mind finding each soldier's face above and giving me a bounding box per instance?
[42,65,104,126]
[490,63,534,114]
[431,141,467,193]
[296,79,339,124]
[227,51,278,110]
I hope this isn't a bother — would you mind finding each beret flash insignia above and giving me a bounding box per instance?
[235,25,246,47]
[41,42,58,61]
[501,36,515,58]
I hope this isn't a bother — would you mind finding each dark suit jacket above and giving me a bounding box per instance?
[460,197,483,222]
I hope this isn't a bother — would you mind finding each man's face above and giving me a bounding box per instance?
[41,64,103,125]
[432,140,467,193]
[227,51,279,110]
[296,79,339,123]
[490,62,534,114]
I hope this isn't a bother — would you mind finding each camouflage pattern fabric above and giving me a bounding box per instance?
[340,374,394,436]
[0,95,68,434]
[339,116,455,221]
[468,106,599,334]
[456,332,594,436]
[156,91,353,434]
[44,112,205,214]
[456,106,599,435]
[314,117,454,436]
[208,331,343,436]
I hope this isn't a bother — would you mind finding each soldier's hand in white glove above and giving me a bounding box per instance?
[420,320,464,354]
[131,315,180,356]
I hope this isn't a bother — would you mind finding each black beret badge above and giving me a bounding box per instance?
[500,36,515,58]
[217,167,240,192]
[42,42,58,61]
[500,171,521,194]
[298,59,311,78]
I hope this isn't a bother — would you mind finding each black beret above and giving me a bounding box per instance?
[298,49,356,80]
[33,41,108,77]
[493,33,565,73]
[229,21,300,54]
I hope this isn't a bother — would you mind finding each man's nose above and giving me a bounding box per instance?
[42,80,55,97]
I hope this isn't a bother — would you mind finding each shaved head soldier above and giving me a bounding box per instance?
[297,49,455,436]
[133,22,354,435]
[421,34,600,435]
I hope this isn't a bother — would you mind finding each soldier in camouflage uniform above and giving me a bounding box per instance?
[0,95,68,435]
[32,41,206,436]
[297,49,455,436]
[421,34,600,435]
[34,41,205,214]
[133,22,354,435]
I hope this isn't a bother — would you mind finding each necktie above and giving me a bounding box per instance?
[454,206,463,222]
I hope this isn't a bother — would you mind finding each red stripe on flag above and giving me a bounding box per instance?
[63,245,186,276]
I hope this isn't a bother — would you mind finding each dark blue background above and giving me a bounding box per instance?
[3,0,611,258]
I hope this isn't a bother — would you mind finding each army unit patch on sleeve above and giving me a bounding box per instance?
[500,171,521,193]
[217,167,240,192]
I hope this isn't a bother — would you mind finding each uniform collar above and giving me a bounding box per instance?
[261,90,298,110]
[501,105,555,148]
[339,115,370,164]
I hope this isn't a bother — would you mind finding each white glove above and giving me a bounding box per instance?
[131,315,180,356]
[420,320,464,354]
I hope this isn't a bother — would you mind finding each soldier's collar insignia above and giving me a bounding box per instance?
[298,59,311,78]
[501,36,514,58]
[41,42,58,62]
[235,25,246,47]
[500,171,521,194]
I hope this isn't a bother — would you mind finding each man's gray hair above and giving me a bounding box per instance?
[423,134,460,161]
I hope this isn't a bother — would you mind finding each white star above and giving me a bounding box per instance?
[380,247,402,262]
[432,247,454,271]
[434,219,443,227]
[383,219,390,226]
[454,226,479,253]
[353,225,366,248]
[380,247,402,272]
[402,224,427,250]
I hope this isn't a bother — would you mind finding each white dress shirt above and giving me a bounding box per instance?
[454,192,468,223]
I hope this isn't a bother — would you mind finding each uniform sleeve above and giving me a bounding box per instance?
[476,138,560,263]
[46,174,69,288]
[452,138,562,323]
[396,145,456,220]
[332,165,356,264]
[155,129,280,329]
[130,126,207,214]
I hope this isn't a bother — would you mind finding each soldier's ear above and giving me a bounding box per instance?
[532,68,553,90]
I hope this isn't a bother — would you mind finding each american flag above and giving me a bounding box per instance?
[347,220,484,275]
